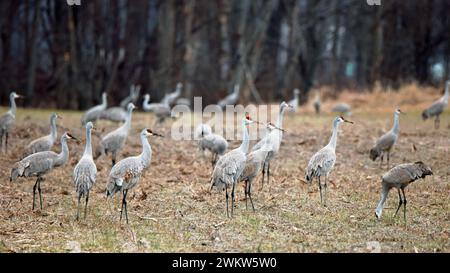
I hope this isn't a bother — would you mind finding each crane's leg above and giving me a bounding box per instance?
[225,187,229,218]
[0,131,3,153]
[380,153,384,169]
[76,193,82,221]
[231,183,236,218]
[393,189,403,218]
[32,178,39,210]
[267,162,271,185]
[323,176,328,207]
[318,177,323,205]
[5,132,8,153]
[260,162,266,190]
[248,179,255,212]
[435,115,440,129]
[84,191,90,219]
[37,177,43,210]
[401,188,407,222]
[244,180,248,210]
[120,190,129,224]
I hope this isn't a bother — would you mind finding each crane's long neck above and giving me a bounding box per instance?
[55,137,69,166]
[239,120,250,153]
[328,120,340,150]
[84,128,93,157]
[375,185,389,218]
[391,113,400,135]
[50,116,57,141]
[276,107,286,128]
[124,108,134,131]
[140,134,152,167]
[143,96,150,109]
[9,95,17,116]
[443,84,449,104]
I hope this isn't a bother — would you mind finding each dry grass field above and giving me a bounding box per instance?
[0,87,449,253]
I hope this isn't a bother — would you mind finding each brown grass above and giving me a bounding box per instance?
[0,87,449,253]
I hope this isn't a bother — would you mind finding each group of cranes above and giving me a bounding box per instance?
[1,79,447,224]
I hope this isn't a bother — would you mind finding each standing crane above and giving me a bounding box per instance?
[10,132,78,210]
[22,113,61,158]
[210,114,259,217]
[252,102,292,187]
[422,80,449,129]
[288,89,300,112]
[239,122,284,211]
[81,92,107,126]
[305,116,353,206]
[120,84,141,109]
[161,83,183,107]
[73,122,97,220]
[95,103,136,166]
[106,128,163,224]
[370,108,405,168]
[375,162,433,221]
[142,94,171,124]
[0,92,23,153]
[196,123,228,167]
[218,84,240,109]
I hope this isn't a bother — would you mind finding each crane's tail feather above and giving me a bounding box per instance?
[421,110,430,120]
[369,147,380,161]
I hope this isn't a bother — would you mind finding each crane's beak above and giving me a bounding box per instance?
[16,94,24,99]
[57,115,63,120]
[343,118,354,124]
[150,132,164,137]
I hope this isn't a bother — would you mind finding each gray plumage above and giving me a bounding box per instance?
[239,123,279,211]
[95,103,136,166]
[106,129,162,224]
[99,107,127,123]
[369,109,403,168]
[218,84,240,109]
[81,92,107,125]
[175,98,191,108]
[197,124,228,167]
[305,116,353,206]
[0,92,23,153]
[422,80,449,129]
[73,122,97,220]
[375,162,433,221]
[22,113,60,158]
[252,102,291,187]
[210,115,256,217]
[288,89,300,112]
[161,83,183,106]
[332,103,351,115]
[120,84,141,109]
[142,94,171,124]
[10,132,77,210]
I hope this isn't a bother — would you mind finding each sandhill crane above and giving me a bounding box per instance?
[210,114,259,217]
[305,116,353,206]
[161,83,183,107]
[252,102,292,187]
[369,108,405,168]
[95,103,136,166]
[0,92,23,153]
[120,84,141,108]
[375,162,433,221]
[218,84,240,109]
[332,103,351,116]
[239,122,284,211]
[10,132,77,210]
[73,122,97,220]
[313,92,321,115]
[288,89,300,112]
[81,92,107,126]
[22,113,61,158]
[422,80,449,129]
[142,94,171,124]
[106,128,163,224]
[197,126,228,167]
